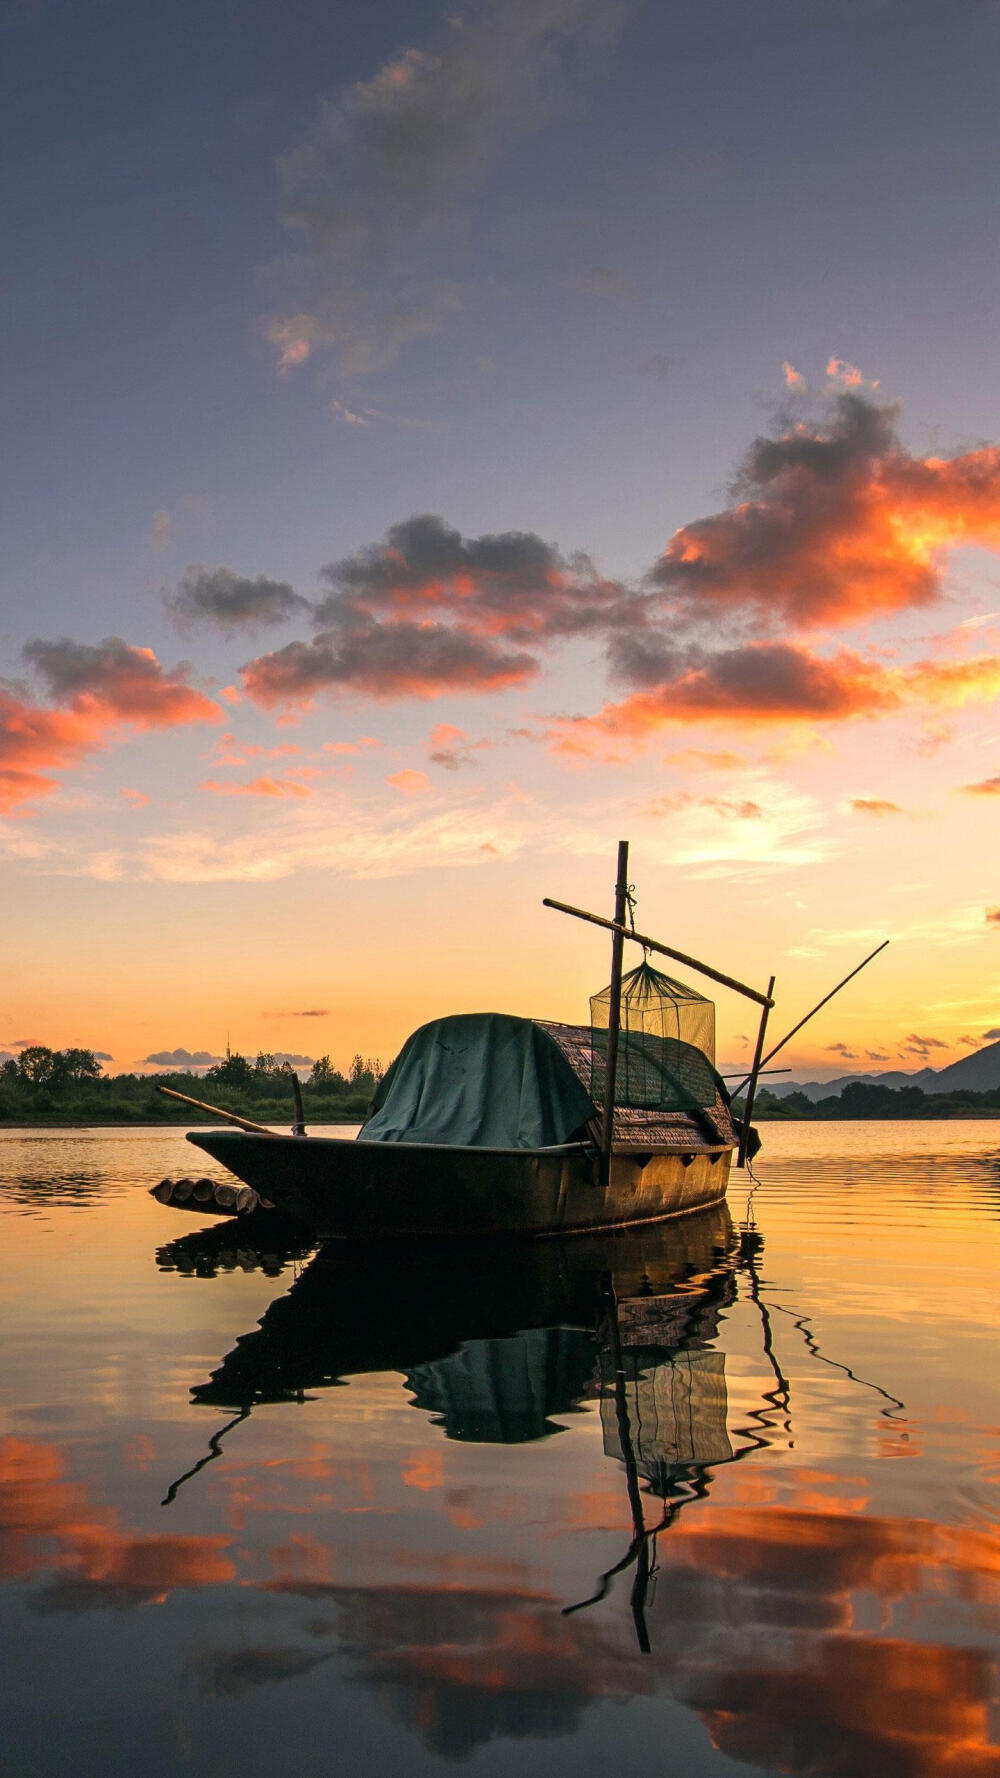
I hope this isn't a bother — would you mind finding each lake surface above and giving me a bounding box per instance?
[2,1121,999,1777]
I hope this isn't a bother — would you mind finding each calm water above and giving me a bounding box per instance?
[2,1122,999,1777]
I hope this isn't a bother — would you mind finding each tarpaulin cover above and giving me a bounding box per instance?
[361,1013,597,1149]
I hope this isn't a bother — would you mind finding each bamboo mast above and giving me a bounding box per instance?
[599,842,630,1182]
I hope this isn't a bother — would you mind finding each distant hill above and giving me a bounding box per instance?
[769,1038,1000,1103]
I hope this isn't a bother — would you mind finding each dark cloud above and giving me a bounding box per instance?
[552,640,1000,751]
[236,509,623,709]
[23,637,215,723]
[143,1048,224,1067]
[430,746,475,769]
[166,567,310,634]
[605,632,898,718]
[900,1033,949,1055]
[827,1043,859,1059]
[637,643,891,718]
[242,622,537,707]
[315,514,626,642]
[984,1027,1000,1040]
[647,393,1000,632]
[264,0,630,375]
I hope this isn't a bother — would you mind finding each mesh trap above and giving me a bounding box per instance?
[590,959,717,1112]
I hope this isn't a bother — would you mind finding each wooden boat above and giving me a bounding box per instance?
[183,840,774,1240]
[174,843,884,1242]
[186,1013,740,1239]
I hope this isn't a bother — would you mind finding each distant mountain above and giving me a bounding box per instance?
[930,1039,1000,1092]
[768,1039,1000,1102]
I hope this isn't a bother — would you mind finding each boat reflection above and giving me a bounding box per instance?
[180,1205,736,1422]
[170,1207,749,1652]
[153,1209,1000,1776]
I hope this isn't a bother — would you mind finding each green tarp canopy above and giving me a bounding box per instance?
[361,1013,596,1149]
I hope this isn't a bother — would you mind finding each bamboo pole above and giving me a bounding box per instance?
[737,975,774,1168]
[291,1072,306,1137]
[155,1084,274,1134]
[727,941,889,1099]
[542,898,773,1007]
[599,842,630,1182]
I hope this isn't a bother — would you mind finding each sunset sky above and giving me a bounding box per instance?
[2,0,999,1078]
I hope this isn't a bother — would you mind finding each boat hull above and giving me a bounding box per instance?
[184,1130,732,1239]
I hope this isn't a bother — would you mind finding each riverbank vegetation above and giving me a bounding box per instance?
[749,1082,1000,1120]
[0,1047,383,1126]
[3,1046,998,1127]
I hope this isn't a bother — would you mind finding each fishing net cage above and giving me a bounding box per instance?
[590,959,717,1113]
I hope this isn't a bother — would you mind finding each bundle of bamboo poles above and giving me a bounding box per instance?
[149,1177,270,1215]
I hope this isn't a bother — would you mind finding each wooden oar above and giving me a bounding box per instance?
[155,1084,274,1134]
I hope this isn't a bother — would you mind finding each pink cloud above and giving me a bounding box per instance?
[200,776,312,800]
[385,769,430,795]
[1,639,221,814]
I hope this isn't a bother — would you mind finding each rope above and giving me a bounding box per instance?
[625,882,648,960]
[742,1153,764,1228]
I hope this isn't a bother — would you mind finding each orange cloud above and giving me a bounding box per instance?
[0,1436,234,1605]
[648,394,1000,631]
[200,776,312,799]
[385,769,430,794]
[826,355,878,388]
[1,639,221,813]
[550,644,1000,753]
[851,797,903,815]
[962,774,1000,795]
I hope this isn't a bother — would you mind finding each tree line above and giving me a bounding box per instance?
[0,1046,385,1125]
[748,1080,1000,1120]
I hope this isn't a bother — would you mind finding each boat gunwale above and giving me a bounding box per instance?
[186,1130,734,1159]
